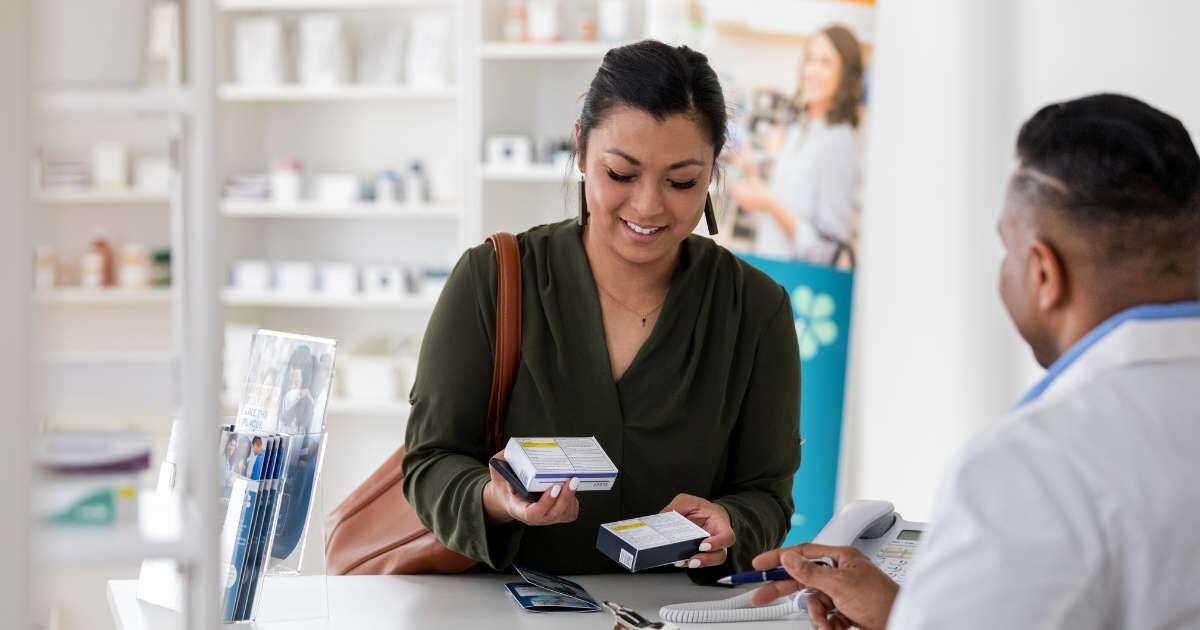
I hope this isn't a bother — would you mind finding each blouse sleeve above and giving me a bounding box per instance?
[795,130,860,262]
[401,245,525,569]
[714,288,802,570]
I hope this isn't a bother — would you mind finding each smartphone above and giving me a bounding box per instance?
[489,457,542,502]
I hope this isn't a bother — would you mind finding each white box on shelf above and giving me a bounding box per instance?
[407,15,452,87]
[317,263,358,297]
[275,261,316,295]
[361,265,405,297]
[358,23,405,85]
[230,260,272,293]
[234,17,285,85]
[93,142,129,188]
[134,157,172,194]
[312,173,360,204]
[487,136,533,166]
[298,14,348,86]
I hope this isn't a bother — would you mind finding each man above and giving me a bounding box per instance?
[751,94,1200,629]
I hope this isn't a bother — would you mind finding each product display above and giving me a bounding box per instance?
[596,511,709,572]
[361,265,405,297]
[317,262,357,296]
[487,135,534,166]
[402,161,428,204]
[527,0,561,42]
[33,430,152,527]
[298,14,349,86]
[503,437,618,492]
[234,17,285,85]
[118,243,152,289]
[407,15,452,87]
[92,142,128,189]
[503,0,527,42]
[152,248,172,287]
[312,173,361,204]
[82,232,115,289]
[275,261,316,295]
[271,161,303,204]
[598,0,629,42]
[374,170,401,204]
[358,23,405,84]
[230,260,272,293]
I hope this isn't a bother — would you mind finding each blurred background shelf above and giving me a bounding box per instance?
[35,288,174,305]
[480,41,625,60]
[481,163,569,183]
[217,0,458,11]
[218,84,459,102]
[221,290,438,310]
[34,492,197,567]
[221,394,411,418]
[220,199,461,220]
[35,189,171,206]
[38,351,176,365]
[35,87,194,114]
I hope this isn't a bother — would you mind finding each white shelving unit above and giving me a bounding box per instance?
[34,189,171,205]
[221,394,410,418]
[35,287,175,305]
[222,290,438,310]
[35,88,194,114]
[218,0,455,11]
[35,492,198,567]
[480,162,569,182]
[218,83,460,102]
[220,199,461,219]
[479,40,620,59]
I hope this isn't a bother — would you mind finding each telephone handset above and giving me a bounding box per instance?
[658,500,926,624]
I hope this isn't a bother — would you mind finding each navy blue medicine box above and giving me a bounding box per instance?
[596,512,709,572]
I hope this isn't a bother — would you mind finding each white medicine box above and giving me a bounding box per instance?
[503,437,618,492]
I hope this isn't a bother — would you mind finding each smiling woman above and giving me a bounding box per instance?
[401,40,802,580]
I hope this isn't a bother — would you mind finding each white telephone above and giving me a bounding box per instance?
[658,500,926,624]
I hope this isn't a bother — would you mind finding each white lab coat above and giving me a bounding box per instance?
[887,304,1200,629]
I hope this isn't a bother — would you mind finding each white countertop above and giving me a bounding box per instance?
[108,573,809,629]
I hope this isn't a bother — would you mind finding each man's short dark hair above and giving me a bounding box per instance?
[1012,93,1200,279]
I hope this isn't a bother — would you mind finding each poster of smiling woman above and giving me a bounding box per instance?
[650,0,874,542]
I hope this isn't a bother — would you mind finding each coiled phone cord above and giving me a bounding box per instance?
[659,590,807,624]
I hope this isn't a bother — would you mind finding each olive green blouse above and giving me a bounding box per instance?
[402,220,801,575]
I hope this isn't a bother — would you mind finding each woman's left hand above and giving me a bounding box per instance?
[661,493,736,569]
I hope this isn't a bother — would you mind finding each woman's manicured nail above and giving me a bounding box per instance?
[699,542,712,552]
[674,560,686,568]
[688,559,701,569]
[568,478,580,491]
[551,484,562,498]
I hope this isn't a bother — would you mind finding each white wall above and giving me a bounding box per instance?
[846,0,1200,521]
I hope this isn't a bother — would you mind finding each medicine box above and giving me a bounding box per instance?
[596,511,710,572]
[503,437,618,492]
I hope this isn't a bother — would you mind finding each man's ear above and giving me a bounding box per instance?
[1028,238,1067,312]
[574,121,585,174]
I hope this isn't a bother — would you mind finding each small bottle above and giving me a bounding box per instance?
[152,248,171,287]
[375,170,401,205]
[403,161,428,205]
[503,0,527,42]
[119,243,151,289]
[271,159,303,204]
[83,232,115,289]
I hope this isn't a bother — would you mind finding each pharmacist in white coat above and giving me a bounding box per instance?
[750,94,1200,630]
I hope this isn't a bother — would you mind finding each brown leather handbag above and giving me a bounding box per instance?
[324,233,522,575]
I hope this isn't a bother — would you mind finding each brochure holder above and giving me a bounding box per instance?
[240,430,330,625]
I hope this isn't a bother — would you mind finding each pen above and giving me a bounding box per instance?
[716,567,791,586]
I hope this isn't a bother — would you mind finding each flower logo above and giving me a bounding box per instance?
[791,286,838,361]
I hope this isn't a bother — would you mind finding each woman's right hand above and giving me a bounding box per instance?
[482,451,581,526]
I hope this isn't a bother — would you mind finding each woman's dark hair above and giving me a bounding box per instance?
[800,25,864,128]
[284,346,315,388]
[578,40,727,162]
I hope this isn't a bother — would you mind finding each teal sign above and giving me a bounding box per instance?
[740,255,854,545]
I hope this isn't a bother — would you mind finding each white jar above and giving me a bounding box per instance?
[275,261,316,295]
[598,0,628,42]
[271,160,303,204]
[118,244,151,289]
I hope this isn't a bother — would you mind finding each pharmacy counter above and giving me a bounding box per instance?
[108,573,810,629]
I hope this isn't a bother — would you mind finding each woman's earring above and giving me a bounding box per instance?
[704,193,718,235]
[578,177,589,226]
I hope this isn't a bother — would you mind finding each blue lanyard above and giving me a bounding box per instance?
[1015,301,1200,409]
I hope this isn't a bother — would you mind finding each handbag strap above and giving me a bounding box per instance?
[485,232,522,455]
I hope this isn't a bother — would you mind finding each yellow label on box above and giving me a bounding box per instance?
[612,522,646,532]
[519,441,559,448]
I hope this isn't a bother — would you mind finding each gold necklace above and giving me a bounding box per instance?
[596,283,666,328]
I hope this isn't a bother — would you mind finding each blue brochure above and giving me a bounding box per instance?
[506,564,601,613]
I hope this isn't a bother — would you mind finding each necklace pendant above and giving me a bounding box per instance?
[641,317,647,327]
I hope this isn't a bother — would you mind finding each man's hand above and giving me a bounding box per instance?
[660,494,735,569]
[749,544,899,630]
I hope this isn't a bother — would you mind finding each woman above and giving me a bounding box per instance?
[402,41,801,577]
[732,25,864,266]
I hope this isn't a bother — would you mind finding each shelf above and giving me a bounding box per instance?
[480,41,626,60]
[481,163,571,183]
[35,189,171,206]
[35,87,193,114]
[220,199,461,220]
[35,288,174,305]
[39,351,176,365]
[221,394,411,418]
[219,83,459,102]
[218,0,455,10]
[35,492,197,567]
[222,290,439,310]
